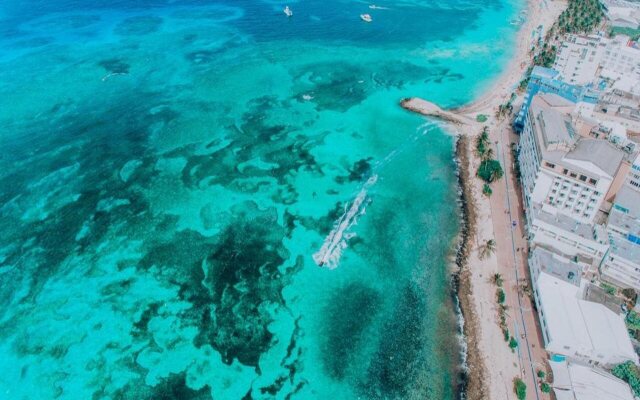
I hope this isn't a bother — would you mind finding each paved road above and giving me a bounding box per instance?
[489,119,550,400]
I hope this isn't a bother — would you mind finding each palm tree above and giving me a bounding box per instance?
[482,147,495,161]
[475,129,491,158]
[493,273,504,287]
[489,164,504,182]
[480,239,496,260]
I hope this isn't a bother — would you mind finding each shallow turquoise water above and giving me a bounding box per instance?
[0,1,521,399]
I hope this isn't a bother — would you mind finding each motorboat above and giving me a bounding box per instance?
[360,13,372,22]
[284,6,293,17]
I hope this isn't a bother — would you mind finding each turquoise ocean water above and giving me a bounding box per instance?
[0,1,521,399]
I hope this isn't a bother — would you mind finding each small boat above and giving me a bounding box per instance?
[369,5,388,9]
[284,6,293,17]
[360,13,372,22]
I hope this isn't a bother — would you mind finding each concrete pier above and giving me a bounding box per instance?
[400,97,475,126]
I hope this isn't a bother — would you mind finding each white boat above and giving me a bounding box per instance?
[369,5,388,9]
[360,13,372,22]
[284,6,293,17]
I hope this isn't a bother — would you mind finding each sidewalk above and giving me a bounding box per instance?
[489,117,550,400]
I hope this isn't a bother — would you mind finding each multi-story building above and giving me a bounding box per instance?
[591,89,640,134]
[550,359,635,400]
[603,0,640,30]
[527,205,609,265]
[531,271,638,368]
[514,66,600,132]
[600,156,640,290]
[529,246,583,285]
[601,35,640,83]
[519,94,625,224]
[553,34,608,85]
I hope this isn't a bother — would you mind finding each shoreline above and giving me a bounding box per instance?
[406,0,569,399]
[452,134,485,400]
[454,0,564,117]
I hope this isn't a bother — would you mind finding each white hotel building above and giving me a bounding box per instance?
[519,94,625,264]
[600,155,640,290]
[550,359,635,400]
[531,270,638,368]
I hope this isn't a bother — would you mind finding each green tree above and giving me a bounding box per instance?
[475,129,490,157]
[483,183,493,197]
[509,336,518,350]
[480,239,496,260]
[477,159,504,183]
[540,382,550,393]
[600,282,616,296]
[497,288,506,304]
[622,288,637,306]
[482,147,495,162]
[514,378,527,400]
[493,273,503,287]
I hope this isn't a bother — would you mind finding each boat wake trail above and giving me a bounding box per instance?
[313,175,378,269]
[312,121,442,270]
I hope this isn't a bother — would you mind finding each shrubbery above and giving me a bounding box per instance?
[497,288,506,304]
[612,361,640,397]
[478,159,504,183]
[540,382,550,393]
[483,183,492,197]
[514,378,527,400]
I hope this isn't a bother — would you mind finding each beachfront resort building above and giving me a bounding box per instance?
[549,359,635,400]
[518,94,629,264]
[553,34,607,85]
[531,270,638,367]
[514,66,600,132]
[600,156,640,290]
[552,32,640,85]
[518,93,624,224]
[590,89,640,135]
[601,35,640,84]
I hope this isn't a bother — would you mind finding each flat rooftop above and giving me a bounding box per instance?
[566,139,625,177]
[533,204,597,240]
[531,247,582,286]
[537,272,637,363]
[550,360,635,400]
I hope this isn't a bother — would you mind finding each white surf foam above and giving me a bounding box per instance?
[313,175,377,269]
